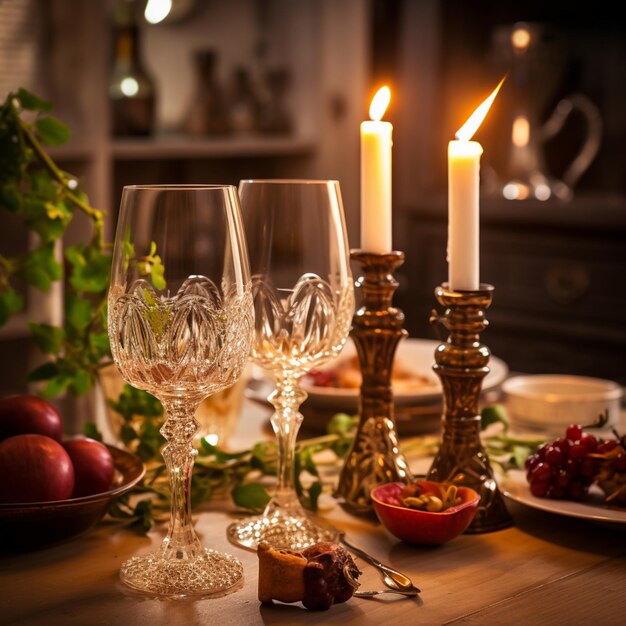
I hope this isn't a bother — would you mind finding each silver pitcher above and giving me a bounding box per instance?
[489,22,602,201]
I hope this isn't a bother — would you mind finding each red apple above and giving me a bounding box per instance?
[0,394,63,442]
[63,437,115,497]
[0,434,75,503]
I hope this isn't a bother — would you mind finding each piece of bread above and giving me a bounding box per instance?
[257,541,361,610]
[257,543,307,603]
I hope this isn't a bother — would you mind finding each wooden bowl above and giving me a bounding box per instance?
[371,481,480,545]
[0,445,144,551]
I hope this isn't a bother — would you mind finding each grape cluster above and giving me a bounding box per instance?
[525,424,603,500]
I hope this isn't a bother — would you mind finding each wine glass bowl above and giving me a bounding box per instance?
[227,179,354,551]
[108,185,253,597]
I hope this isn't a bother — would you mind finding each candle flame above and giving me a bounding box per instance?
[369,86,391,121]
[455,77,505,141]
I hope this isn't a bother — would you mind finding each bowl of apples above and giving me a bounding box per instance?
[0,394,144,551]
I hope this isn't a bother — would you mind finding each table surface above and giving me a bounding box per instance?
[1,399,625,626]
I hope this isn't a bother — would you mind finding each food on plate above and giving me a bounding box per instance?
[0,394,63,442]
[257,541,361,610]
[306,355,436,392]
[525,422,626,507]
[0,434,75,503]
[63,437,115,497]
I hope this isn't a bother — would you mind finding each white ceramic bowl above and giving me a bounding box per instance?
[502,374,623,432]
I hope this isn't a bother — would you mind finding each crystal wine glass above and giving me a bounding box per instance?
[227,179,354,550]
[108,185,253,596]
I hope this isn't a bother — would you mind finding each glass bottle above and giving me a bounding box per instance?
[184,49,230,136]
[258,67,293,135]
[109,3,156,136]
[227,66,261,135]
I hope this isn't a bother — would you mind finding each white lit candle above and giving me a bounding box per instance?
[448,78,504,291]
[360,86,392,253]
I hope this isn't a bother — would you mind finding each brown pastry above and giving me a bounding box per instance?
[257,541,361,610]
[257,543,307,603]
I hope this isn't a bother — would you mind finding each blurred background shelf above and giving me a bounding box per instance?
[109,135,316,160]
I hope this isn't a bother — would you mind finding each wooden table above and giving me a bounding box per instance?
[1,400,625,626]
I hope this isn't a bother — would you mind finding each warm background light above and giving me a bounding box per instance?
[511,25,531,52]
[512,115,530,147]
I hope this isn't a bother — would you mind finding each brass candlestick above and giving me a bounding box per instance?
[335,250,413,514]
[428,283,513,533]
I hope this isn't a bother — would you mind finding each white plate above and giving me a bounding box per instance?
[299,337,508,409]
[502,469,626,524]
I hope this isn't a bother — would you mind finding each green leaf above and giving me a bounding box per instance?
[136,439,159,461]
[108,384,163,422]
[29,322,65,354]
[512,445,532,469]
[42,373,72,398]
[303,450,319,477]
[67,245,110,293]
[481,404,509,432]
[26,361,59,382]
[120,424,138,445]
[65,244,85,268]
[129,499,153,534]
[84,421,104,442]
[35,115,70,146]
[21,243,62,290]
[0,287,24,325]
[0,184,22,213]
[232,482,271,512]
[16,88,52,112]
[65,294,92,331]
[150,262,166,290]
[69,368,92,395]
[306,480,322,511]
[190,474,214,509]
[89,331,111,356]
[327,412,358,437]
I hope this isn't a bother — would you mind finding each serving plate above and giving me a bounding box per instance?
[299,338,508,410]
[502,469,626,525]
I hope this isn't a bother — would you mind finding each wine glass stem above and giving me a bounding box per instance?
[269,374,306,507]
[159,398,203,558]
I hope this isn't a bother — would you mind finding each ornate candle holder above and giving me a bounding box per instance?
[335,250,413,514]
[428,283,513,533]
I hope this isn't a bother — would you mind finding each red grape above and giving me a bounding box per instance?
[566,424,583,442]
[530,480,550,497]
[580,457,596,480]
[525,424,625,505]
[569,443,588,461]
[531,462,552,482]
[580,434,598,452]
[597,440,619,454]
[545,445,563,466]
[567,482,586,500]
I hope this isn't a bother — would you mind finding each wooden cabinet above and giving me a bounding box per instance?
[395,193,626,384]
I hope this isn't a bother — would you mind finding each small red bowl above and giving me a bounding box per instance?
[371,481,480,545]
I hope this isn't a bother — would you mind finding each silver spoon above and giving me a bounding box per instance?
[340,534,420,594]
[353,588,421,598]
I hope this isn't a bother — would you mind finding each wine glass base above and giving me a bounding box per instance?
[119,548,244,598]
[227,511,339,551]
